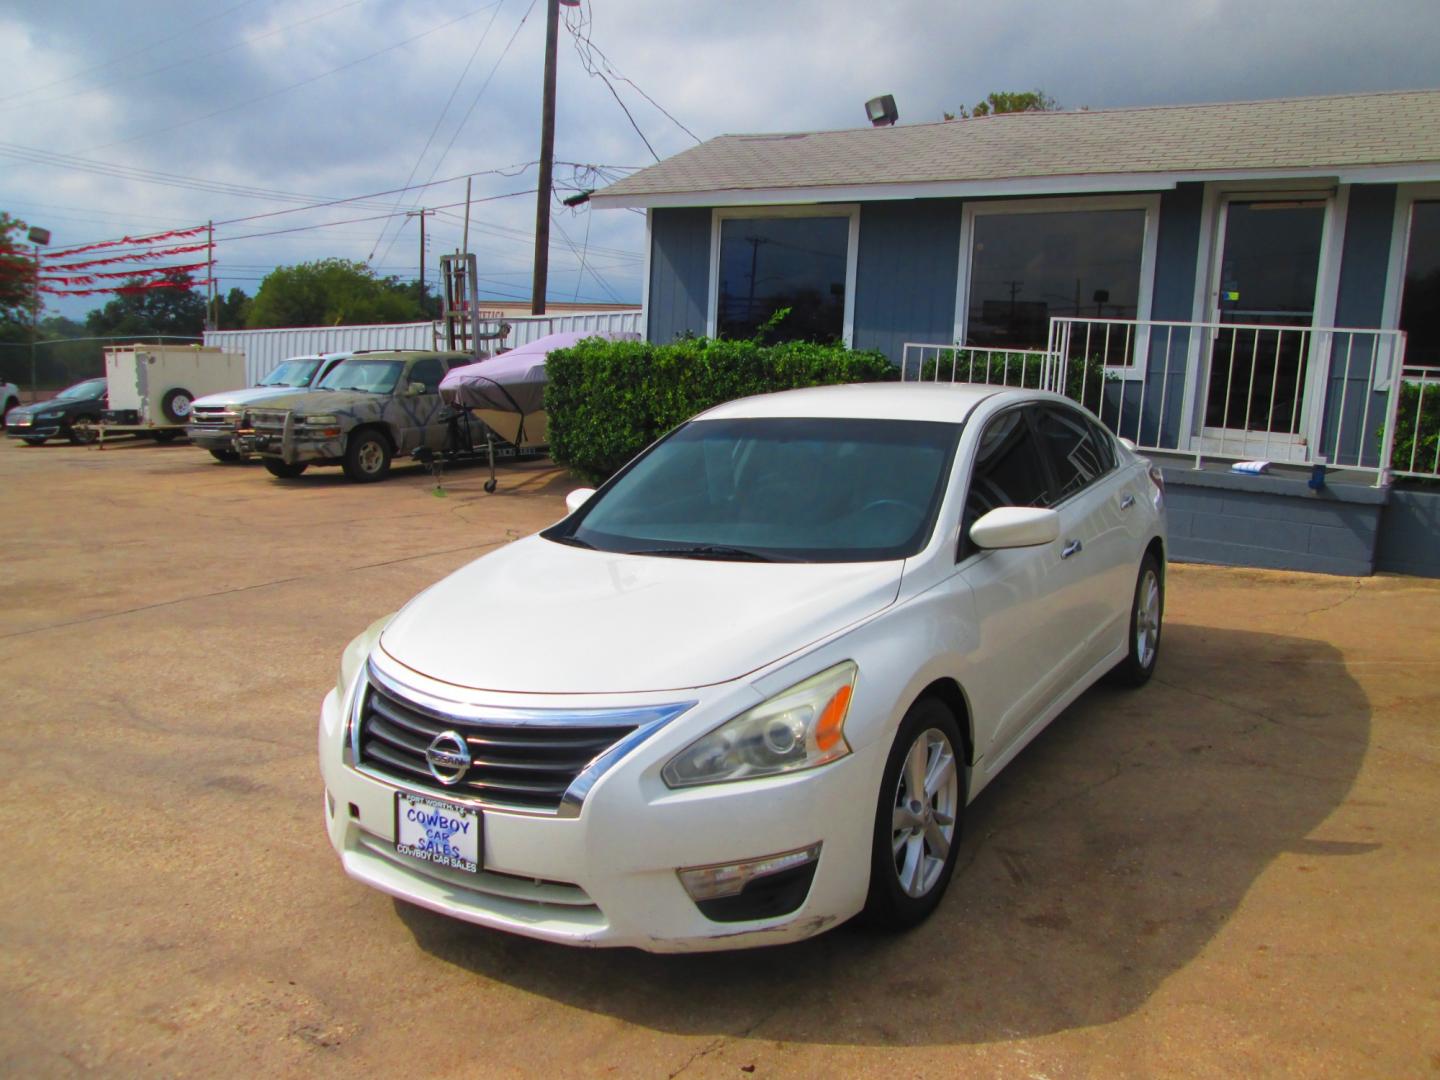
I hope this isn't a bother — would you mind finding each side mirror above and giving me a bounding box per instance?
[970,506,1060,550]
[405,382,426,396]
[565,488,596,515]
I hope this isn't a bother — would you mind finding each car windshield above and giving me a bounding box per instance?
[317,358,403,394]
[259,358,322,387]
[54,379,106,401]
[547,416,963,562]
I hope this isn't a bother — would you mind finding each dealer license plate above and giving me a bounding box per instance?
[394,793,481,874]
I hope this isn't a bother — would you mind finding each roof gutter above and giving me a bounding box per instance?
[589,161,1440,210]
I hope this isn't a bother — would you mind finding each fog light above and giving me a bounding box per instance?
[677,844,822,922]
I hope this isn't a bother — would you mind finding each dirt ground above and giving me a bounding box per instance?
[1,437,1437,1079]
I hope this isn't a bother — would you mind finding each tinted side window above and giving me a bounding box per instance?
[962,410,1052,555]
[1034,405,1112,502]
[409,358,444,392]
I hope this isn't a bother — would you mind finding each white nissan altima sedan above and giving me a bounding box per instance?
[318,383,1166,952]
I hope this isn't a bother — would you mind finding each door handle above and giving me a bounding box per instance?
[1061,538,1083,559]
[1119,493,1136,510]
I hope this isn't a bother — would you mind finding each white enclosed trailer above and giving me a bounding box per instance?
[101,344,246,441]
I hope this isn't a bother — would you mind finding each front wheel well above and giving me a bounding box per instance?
[347,422,395,450]
[911,678,975,767]
[1145,536,1166,578]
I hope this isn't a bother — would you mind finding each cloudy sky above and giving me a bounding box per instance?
[3,0,1437,322]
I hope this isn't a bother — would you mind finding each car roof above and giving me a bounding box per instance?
[697,381,1014,423]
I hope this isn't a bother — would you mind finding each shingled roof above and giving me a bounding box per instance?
[591,90,1440,208]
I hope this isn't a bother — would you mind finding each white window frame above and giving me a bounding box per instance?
[707,204,860,346]
[952,193,1162,375]
[1379,181,1440,384]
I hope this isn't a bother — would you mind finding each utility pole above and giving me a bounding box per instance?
[26,225,49,401]
[206,220,216,331]
[407,209,435,312]
[530,0,564,315]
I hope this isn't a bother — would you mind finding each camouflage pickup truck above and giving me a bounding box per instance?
[243,350,474,482]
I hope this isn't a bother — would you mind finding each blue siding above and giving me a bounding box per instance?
[647,208,710,343]
[1321,184,1398,467]
[852,199,964,362]
[1104,183,1205,448]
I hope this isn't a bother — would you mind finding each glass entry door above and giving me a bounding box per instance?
[1204,199,1326,449]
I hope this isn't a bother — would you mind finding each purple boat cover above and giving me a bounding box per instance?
[439,330,637,415]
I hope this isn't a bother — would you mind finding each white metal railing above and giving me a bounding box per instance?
[902,317,1432,485]
[900,344,1059,389]
[1392,366,1440,480]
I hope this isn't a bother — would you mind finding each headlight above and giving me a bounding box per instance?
[337,613,394,701]
[301,414,339,426]
[662,661,857,788]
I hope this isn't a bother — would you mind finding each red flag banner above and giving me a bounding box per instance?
[40,277,215,297]
[46,242,213,272]
[40,261,211,286]
[46,226,207,259]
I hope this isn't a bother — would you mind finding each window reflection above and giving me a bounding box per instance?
[717,216,849,343]
[967,208,1146,350]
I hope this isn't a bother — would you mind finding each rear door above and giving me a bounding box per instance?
[1031,403,1136,675]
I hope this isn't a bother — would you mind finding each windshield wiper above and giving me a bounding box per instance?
[629,544,782,563]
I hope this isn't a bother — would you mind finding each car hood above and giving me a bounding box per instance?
[379,535,903,694]
[245,388,384,414]
[192,385,313,408]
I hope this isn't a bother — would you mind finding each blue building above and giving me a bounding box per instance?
[592,90,1440,576]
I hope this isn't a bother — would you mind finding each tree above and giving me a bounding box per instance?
[216,287,250,330]
[84,270,207,339]
[1,212,38,331]
[245,258,428,329]
[945,90,1060,121]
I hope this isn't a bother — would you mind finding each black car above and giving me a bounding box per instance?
[4,378,108,445]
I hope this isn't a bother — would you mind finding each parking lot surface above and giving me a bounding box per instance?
[2,439,1438,1078]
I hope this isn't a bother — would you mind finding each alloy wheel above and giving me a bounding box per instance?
[890,728,959,898]
[1135,567,1160,669]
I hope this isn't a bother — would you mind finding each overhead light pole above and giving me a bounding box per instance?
[531,0,580,315]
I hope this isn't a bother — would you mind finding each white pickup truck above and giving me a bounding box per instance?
[1,381,19,425]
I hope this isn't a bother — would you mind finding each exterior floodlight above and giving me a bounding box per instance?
[559,0,581,6]
[27,226,50,245]
[865,95,898,127]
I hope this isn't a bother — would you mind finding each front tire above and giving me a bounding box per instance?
[862,697,965,930]
[263,458,308,479]
[22,436,47,446]
[342,429,392,483]
[208,448,241,463]
[1112,552,1163,687]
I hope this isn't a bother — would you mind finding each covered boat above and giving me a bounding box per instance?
[438,330,638,448]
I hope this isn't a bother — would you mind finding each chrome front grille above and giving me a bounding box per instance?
[189,407,239,428]
[355,669,691,815]
[249,409,287,434]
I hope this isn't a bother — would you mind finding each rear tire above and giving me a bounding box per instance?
[263,458,308,479]
[1111,552,1163,687]
[861,697,965,931]
[342,429,392,483]
[208,448,241,463]
[69,415,99,445]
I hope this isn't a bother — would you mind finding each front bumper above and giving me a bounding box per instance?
[317,673,880,952]
[187,425,240,451]
[245,431,346,464]
[7,421,62,439]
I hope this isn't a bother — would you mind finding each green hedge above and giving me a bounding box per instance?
[545,337,895,482]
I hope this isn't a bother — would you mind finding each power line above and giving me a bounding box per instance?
[372,0,540,269]
[74,1,506,156]
[366,0,509,263]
